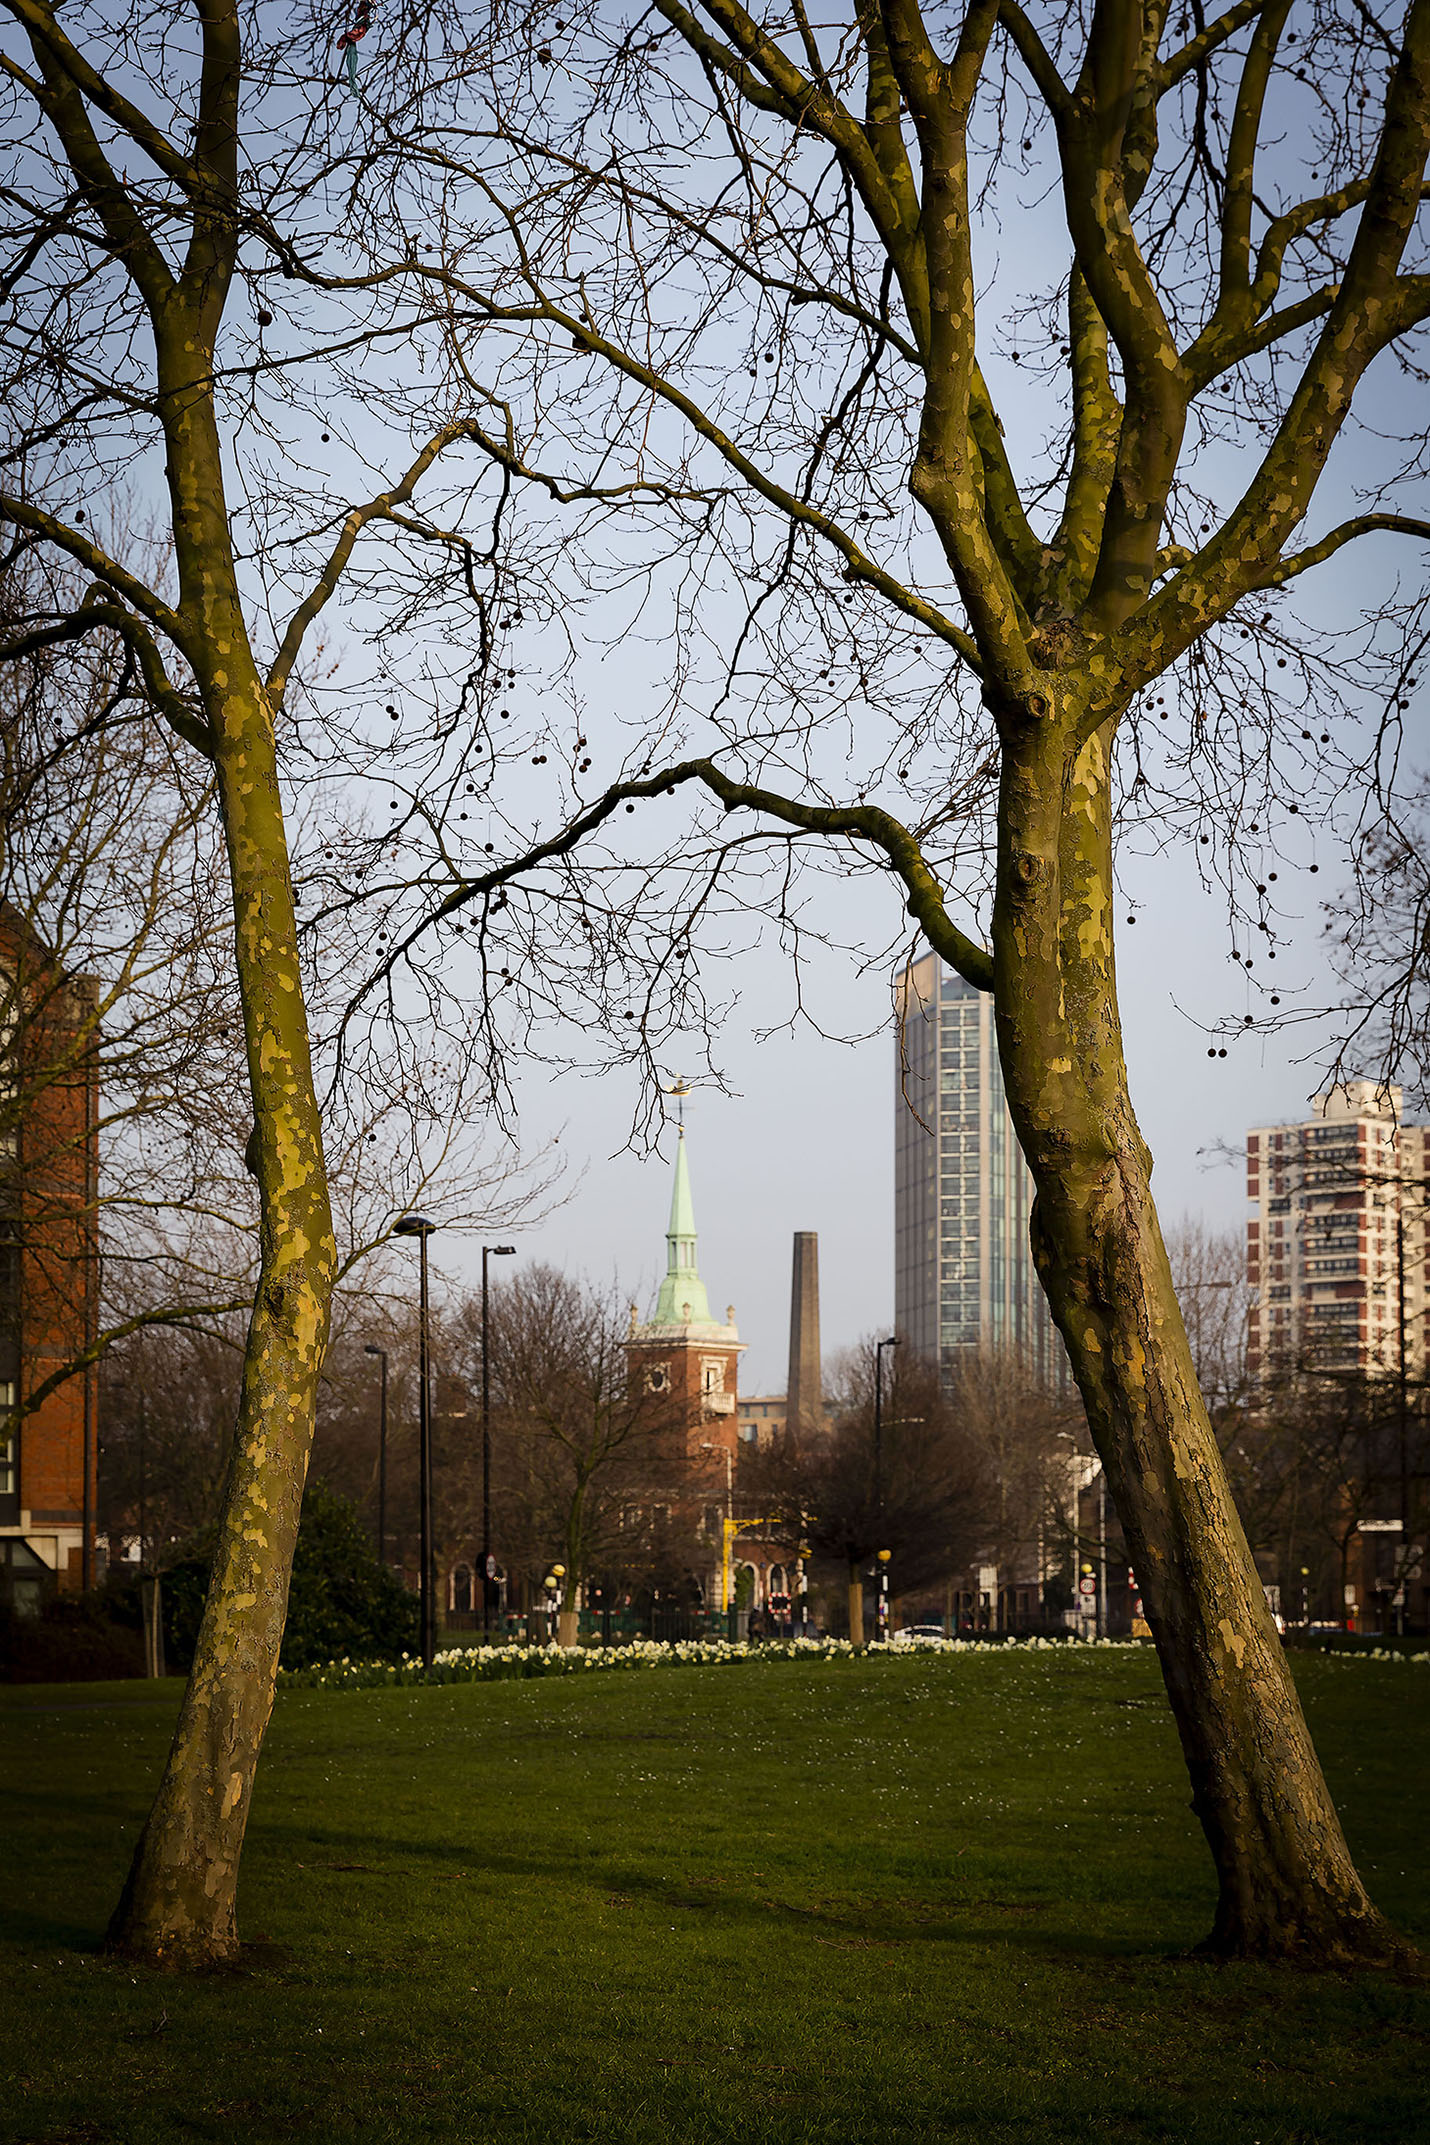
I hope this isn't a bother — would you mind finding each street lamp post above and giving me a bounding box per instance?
[481,1244,517,1634]
[876,1547,892,1643]
[393,1214,437,1669]
[133,1386,163,1679]
[543,1564,566,1645]
[363,1344,389,1567]
[700,1439,735,1628]
[873,1335,899,1521]
[137,1388,148,1580]
[867,1336,898,1652]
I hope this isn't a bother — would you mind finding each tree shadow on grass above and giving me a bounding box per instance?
[242,1813,1193,1965]
[0,1783,151,1950]
[0,1901,115,1950]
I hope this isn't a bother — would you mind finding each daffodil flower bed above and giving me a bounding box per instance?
[273,1630,1415,1690]
[279,1632,1124,1688]
[279,1631,1430,1690]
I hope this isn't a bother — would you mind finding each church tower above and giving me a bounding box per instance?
[625,1129,744,1462]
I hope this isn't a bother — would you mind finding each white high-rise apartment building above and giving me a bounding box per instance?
[1246,1081,1428,1381]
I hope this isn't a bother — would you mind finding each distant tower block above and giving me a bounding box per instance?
[787,1231,822,1436]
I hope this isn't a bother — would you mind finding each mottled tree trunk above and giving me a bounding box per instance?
[106,330,337,1969]
[992,696,1408,1965]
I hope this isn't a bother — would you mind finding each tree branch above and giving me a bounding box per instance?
[0,29,175,314]
[536,305,985,667]
[1139,0,1430,663]
[1252,513,1430,589]
[3,1299,252,1442]
[370,760,993,1012]
[0,496,189,650]
[996,0,1071,117]
[1218,0,1292,300]
[0,594,211,758]
[1,0,201,197]
[1060,0,1189,625]
[1159,0,1273,89]
[179,0,241,330]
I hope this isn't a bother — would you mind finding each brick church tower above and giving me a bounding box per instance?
[625,1129,744,1473]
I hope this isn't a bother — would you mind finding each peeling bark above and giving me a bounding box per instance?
[104,318,337,1970]
[991,689,1411,1966]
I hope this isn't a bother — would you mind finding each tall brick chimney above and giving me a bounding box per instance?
[786,1231,821,1436]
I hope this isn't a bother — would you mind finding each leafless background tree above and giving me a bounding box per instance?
[445,1265,695,1616]
[943,1346,1090,1600]
[749,1346,990,1622]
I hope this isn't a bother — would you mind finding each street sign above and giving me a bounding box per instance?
[1078,1575,1096,1597]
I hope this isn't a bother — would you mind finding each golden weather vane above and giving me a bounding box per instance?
[663,1075,692,1128]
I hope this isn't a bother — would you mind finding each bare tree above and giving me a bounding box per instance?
[98,1324,246,1572]
[454,1265,689,1620]
[2,604,253,1405]
[323,0,1430,1961]
[1166,1219,1255,1424]
[944,1346,1088,1605]
[1,588,546,1579]
[754,1345,995,1630]
[1324,787,1430,1111]
[0,1,581,1962]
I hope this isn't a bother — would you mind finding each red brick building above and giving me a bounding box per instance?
[1,903,100,1609]
[623,1129,751,1611]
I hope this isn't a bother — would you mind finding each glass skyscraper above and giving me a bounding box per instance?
[895,952,1066,1382]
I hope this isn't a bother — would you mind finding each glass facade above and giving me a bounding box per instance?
[895,953,1066,1382]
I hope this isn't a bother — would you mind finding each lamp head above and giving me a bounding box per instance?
[877,1548,892,1564]
[487,1243,516,1257]
[363,1343,385,1359]
[393,1213,437,1239]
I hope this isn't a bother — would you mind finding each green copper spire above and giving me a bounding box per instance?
[652,1129,713,1326]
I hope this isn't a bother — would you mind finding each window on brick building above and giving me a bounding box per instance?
[0,1536,47,1616]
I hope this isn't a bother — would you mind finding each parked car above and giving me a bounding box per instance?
[892,1623,948,1645]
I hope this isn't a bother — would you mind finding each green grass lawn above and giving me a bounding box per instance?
[2,1649,1428,2145]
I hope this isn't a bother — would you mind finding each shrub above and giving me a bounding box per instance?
[0,1592,144,1683]
[158,1482,418,1671]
